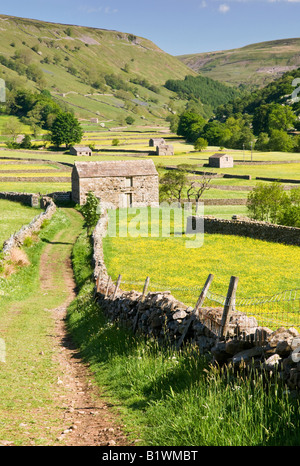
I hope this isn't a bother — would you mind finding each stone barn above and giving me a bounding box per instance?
[149,138,165,147]
[70,146,92,156]
[72,159,159,208]
[209,153,234,168]
[156,144,174,156]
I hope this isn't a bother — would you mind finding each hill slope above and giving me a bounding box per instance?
[178,38,300,89]
[0,14,197,126]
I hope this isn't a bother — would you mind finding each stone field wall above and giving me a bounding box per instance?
[188,215,300,246]
[92,211,300,393]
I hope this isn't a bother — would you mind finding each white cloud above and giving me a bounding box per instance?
[218,3,230,12]
[78,5,118,14]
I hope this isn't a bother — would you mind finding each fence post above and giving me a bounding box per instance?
[105,276,112,299]
[113,275,122,300]
[193,274,214,317]
[133,276,150,334]
[220,276,239,340]
[177,275,213,349]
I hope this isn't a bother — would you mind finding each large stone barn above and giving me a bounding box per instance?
[209,153,234,168]
[72,160,159,208]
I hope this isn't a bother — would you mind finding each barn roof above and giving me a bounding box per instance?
[71,146,92,151]
[73,160,158,178]
[209,153,228,159]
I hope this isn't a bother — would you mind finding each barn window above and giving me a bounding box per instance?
[125,177,133,187]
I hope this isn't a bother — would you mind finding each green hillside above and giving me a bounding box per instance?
[178,38,300,89]
[0,14,197,127]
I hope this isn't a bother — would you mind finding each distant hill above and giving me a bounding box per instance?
[177,38,300,89]
[0,14,197,126]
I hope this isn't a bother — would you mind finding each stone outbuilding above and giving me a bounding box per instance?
[149,138,165,147]
[70,146,92,157]
[209,153,234,168]
[71,159,159,208]
[156,144,174,156]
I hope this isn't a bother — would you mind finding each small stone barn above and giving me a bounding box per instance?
[149,138,165,147]
[70,146,92,157]
[72,159,159,208]
[209,153,234,168]
[156,144,174,156]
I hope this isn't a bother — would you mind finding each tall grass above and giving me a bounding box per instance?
[67,232,300,446]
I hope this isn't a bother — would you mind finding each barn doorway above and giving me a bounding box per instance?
[126,193,132,207]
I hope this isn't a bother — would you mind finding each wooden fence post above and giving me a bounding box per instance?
[177,274,214,349]
[133,276,150,334]
[220,276,239,340]
[193,274,214,317]
[105,276,112,299]
[113,275,122,300]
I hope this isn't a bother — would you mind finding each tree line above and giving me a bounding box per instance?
[3,87,83,148]
[171,68,300,153]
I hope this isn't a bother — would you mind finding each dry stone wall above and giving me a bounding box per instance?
[188,216,300,246]
[92,212,300,393]
[0,191,40,207]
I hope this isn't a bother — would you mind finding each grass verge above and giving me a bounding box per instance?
[0,208,82,445]
[66,231,300,446]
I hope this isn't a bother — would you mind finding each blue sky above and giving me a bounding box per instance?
[1,0,300,55]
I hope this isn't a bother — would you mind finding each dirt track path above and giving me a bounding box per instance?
[40,208,130,446]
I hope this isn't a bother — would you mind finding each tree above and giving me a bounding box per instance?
[247,182,288,223]
[267,129,294,152]
[252,103,296,136]
[177,112,206,143]
[159,170,188,203]
[186,172,212,211]
[202,120,231,147]
[255,132,270,151]
[125,116,135,125]
[80,191,101,236]
[50,112,83,148]
[20,134,32,149]
[194,137,208,151]
[2,117,22,142]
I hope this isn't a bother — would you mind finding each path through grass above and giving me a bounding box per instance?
[0,208,84,445]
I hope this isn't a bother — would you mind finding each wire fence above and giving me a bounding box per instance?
[209,288,300,335]
[112,276,300,339]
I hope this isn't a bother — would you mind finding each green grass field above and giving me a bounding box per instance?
[0,199,43,248]
[103,208,300,301]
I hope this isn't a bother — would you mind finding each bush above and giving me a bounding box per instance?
[194,137,208,151]
[125,116,135,125]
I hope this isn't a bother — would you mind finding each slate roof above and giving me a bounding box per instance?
[71,146,92,151]
[73,160,158,178]
[209,153,228,159]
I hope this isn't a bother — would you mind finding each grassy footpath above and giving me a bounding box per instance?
[67,232,300,446]
[0,208,84,445]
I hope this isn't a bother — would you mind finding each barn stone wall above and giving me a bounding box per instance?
[73,174,159,208]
